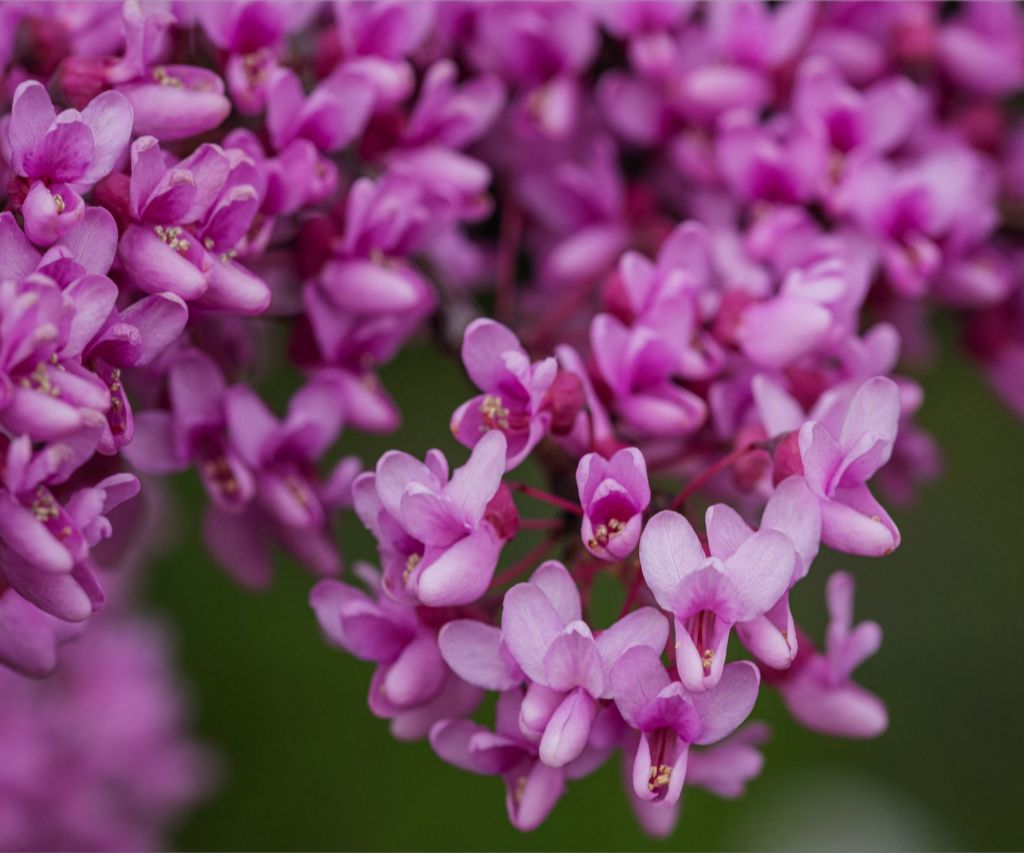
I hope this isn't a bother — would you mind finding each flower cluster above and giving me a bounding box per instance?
[0,0,1021,841]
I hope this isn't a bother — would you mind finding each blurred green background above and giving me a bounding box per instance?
[144,327,1024,851]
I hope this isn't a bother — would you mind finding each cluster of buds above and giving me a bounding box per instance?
[0,0,1021,842]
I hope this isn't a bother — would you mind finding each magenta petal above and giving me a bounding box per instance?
[539,688,597,768]
[608,645,672,728]
[8,81,57,176]
[0,591,73,677]
[118,225,209,300]
[120,293,189,366]
[542,626,605,696]
[595,608,670,690]
[78,90,134,184]
[201,505,271,590]
[639,510,707,610]
[381,633,445,707]
[429,719,494,774]
[721,528,796,621]
[762,476,821,577]
[0,493,72,574]
[737,297,832,368]
[781,673,888,739]
[0,212,41,281]
[461,319,527,391]
[705,504,754,561]
[501,582,565,683]
[529,560,581,624]
[58,206,119,275]
[444,430,506,525]
[820,484,900,556]
[198,260,271,315]
[416,523,502,606]
[438,620,522,691]
[691,661,761,745]
[507,760,565,832]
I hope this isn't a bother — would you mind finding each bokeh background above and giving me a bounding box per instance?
[142,319,1024,851]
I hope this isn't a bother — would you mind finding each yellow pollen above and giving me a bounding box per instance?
[52,193,65,214]
[513,775,528,805]
[24,362,60,397]
[152,66,184,88]
[479,394,510,431]
[203,457,238,495]
[403,553,420,583]
[588,517,625,550]
[31,488,59,523]
[648,764,672,792]
[154,225,190,255]
[702,648,713,672]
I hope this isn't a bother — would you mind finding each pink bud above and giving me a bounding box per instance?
[772,431,804,485]
[544,370,585,436]
[484,484,519,541]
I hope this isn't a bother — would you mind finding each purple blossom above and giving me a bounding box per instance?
[772,571,887,739]
[577,447,650,560]
[5,81,132,245]
[493,560,668,767]
[0,614,216,851]
[118,136,271,313]
[610,644,760,806]
[639,508,796,692]
[311,563,481,741]
[353,430,512,606]
[451,319,558,470]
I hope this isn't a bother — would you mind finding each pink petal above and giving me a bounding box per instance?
[416,523,502,606]
[722,528,796,621]
[444,430,506,524]
[539,688,597,768]
[691,661,761,745]
[595,607,670,689]
[501,582,565,683]
[639,510,707,610]
[705,503,753,560]
[529,560,581,625]
[542,625,605,696]
[78,90,133,184]
[438,620,522,691]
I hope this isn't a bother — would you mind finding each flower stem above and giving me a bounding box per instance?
[519,517,566,531]
[492,534,561,588]
[507,481,584,517]
[669,442,755,511]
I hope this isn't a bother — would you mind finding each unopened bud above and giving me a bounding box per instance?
[484,484,519,541]
[772,430,804,485]
[543,370,585,436]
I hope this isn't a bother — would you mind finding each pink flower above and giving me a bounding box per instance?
[610,644,760,806]
[451,319,559,470]
[5,81,132,245]
[577,447,651,560]
[639,508,796,692]
[798,376,902,556]
[311,564,481,741]
[496,560,668,767]
[353,430,512,606]
[773,571,887,739]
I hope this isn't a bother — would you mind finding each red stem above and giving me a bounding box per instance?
[618,563,644,618]
[519,517,565,531]
[508,481,584,517]
[669,442,755,512]
[492,534,561,588]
